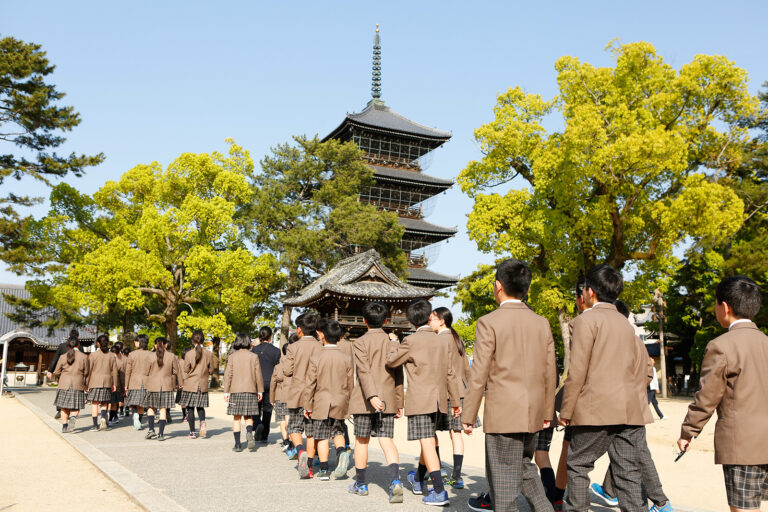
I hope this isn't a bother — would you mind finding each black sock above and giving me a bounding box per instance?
[554,486,565,502]
[101,409,108,420]
[452,454,464,479]
[287,440,295,449]
[92,416,98,427]
[139,413,144,421]
[416,464,428,483]
[158,419,166,435]
[356,467,367,485]
[234,431,241,445]
[197,407,205,422]
[246,424,253,433]
[320,461,329,471]
[297,444,306,453]
[187,407,195,432]
[540,467,556,502]
[435,445,441,463]
[148,415,155,431]
[430,471,445,493]
[62,423,68,432]
[389,463,400,482]
[336,446,345,457]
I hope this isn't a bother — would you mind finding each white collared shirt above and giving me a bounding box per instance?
[437,328,451,335]
[728,318,752,330]
[417,325,432,332]
[500,299,522,307]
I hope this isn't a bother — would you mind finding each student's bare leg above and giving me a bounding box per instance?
[419,437,440,472]
[318,439,330,462]
[233,415,242,432]
[245,416,253,428]
[290,432,304,448]
[279,417,288,440]
[378,437,400,464]
[450,430,464,456]
[91,402,99,419]
[61,409,69,425]
[355,436,370,468]
[307,436,316,459]
[332,434,346,453]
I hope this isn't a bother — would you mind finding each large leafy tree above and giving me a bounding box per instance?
[0,36,103,263]
[457,42,754,371]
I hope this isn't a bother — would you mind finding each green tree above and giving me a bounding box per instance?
[0,36,103,264]
[457,41,754,372]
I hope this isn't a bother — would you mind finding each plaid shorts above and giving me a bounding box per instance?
[407,412,440,441]
[312,418,346,440]
[723,464,768,509]
[353,413,396,438]
[143,391,176,410]
[274,401,288,420]
[125,386,147,407]
[287,408,314,437]
[54,386,86,410]
[87,387,112,403]
[227,392,259,416]
[536,426,554,452]
[178,390,209,408]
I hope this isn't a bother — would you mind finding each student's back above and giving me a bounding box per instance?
[349,328,403,415]
[283,335,320,408]
[304,346,353,420]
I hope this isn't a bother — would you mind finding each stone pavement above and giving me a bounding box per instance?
[12,388,716,512]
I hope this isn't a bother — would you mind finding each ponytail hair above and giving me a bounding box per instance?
[111,341,123,354]
[259,326,273,342]
[97,334,110,353]
[191,330,204,370]
[154,337,167,367]
[137,334,149,350]
[432,307,465,357]
[66,336,78,365]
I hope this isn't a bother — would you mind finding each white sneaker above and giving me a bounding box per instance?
[68,416,77,433]
[660,416,668,420]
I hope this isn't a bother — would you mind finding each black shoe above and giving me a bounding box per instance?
[89,425,100,432]
[468,492,494,512]
[232,443,244,452]
[54,410,61,419]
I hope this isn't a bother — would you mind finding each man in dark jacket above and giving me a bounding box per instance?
[251,326,281,442]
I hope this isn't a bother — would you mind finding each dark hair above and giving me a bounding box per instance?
[111,341,123,354]
[97,334,110,353]
[575,276,586,297]
[259,326,273,342]
[281,343,289,356]
[585,264,623,303]
[614,299,630,318]
[406,298,432,327]
[191,330,205,371]
[295,312,319,338]
[233,333,251,350]
[432,307,464,356]
[137,334,149,350]
[68,328,79,340]
[288,332,299,343]
[363,301,389,328]
[495,259,532,298]
[317,318,343,344]
[122,346,131,356]
[716,276,762,319]
[65,336,78,365]
[154,337,166,367]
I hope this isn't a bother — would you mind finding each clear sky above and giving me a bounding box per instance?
[2,1,767,313]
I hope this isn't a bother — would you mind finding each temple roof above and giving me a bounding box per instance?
[283,249,434,307]
[372,165,454,189]
[399,216,458,236]
[324,101,452,143]
[407,267,459,289]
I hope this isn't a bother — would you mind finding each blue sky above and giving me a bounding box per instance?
[2,1,767,313]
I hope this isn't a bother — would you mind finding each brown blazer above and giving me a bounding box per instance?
[461,301,556,433]
[182,347,215,392]
[282,336,322,408]
[269,360,281,404]
[303,345,354,420]
[439,330,469,399]
[349,328,404,414]
[53,350,89,391]
[387,326,459,416]
[125,349,153,390]
[560,303,649,426]
[338,339,354,362]
[681,321,768,464]
[114,353,127,393]
[223,348,264,394]
[87,350,118,389]
[145,351,182,392]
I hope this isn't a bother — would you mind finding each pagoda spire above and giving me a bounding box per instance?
[371,24,383,104]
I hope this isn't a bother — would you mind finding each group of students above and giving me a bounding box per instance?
[47,258,768,512]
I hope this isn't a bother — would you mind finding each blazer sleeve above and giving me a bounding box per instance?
[393,357,405,409]
[386,339,412,368]
[125,356,134,389]
[681,341,727,440]
[461,316,494,425]
[544,324,557,420]
[173,356,184,387]
[346,357,354,398]
[269,371,278,402]
[446,341,460,408]
[207,351,215,376]
[223,356,233,393]
[560,316,595,420]
[85,354,94,388]
[302,357,319,412]
[282,343,296,377]
[254,355,264,394]
[111,357,118,388]
[354,337,378,400]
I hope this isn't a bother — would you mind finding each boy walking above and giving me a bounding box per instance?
[678,276,768,512]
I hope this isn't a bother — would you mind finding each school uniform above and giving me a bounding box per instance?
[302,344,354,440]
[437,329,469,432]
[252,341,281,438]
[461,300,556,512]
[179,348,215,408]
[349,328,404,438]
[86,350,118,403]
[270,359,289,420]
[386,325,459,441]
[125,349,153,406]
[143,351,182,410]
[681,320,768,510]
[283,335,322,436]
[224,348,264,416]
[112,353,126,403]
[560,303,650,512]
[53,350,89,410]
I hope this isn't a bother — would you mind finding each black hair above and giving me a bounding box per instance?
[495,259,532,298]
[259,326,273,342]
[585,264,623,303]
[191,330,205,371]
[432,307,464,356]
[154,337,167,367]
[406,298,432,327]
[295,312,319,338]
[66,336,78,365]
[122,346,131,356]
[614,299,630,318]
[317,318,343,344]
[362,301,389,328]
[68,328,79,340]
[97,334,110,353]
[233,332,252,350]
[575,276,586,297]
[281,343,289,356]
[111,341,123,354]
[716,276,762,319]
[137,334,149,350]
[288,332,299,343]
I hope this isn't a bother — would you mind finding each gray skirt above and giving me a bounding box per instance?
[178,390,209,408]
[87,387,113,403]
[227,392,259,416]
[143,390,176,409]
[54,386,86,410]
[126,386,147,407]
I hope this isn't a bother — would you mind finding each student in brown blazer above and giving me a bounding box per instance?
[678,276,768,512]
[143,337,182,441]
[86,335,118,432]
[349,301,405,502]
[303,319,354,481]
[387,298,460,506]
[125,334,154,430]
[282,312,322,477]
[224,333,264,452]
[559,265,649,512]
[108,341,125,424]
[459,259,555,512]
[180,330,215,439]
[53,337,89,433]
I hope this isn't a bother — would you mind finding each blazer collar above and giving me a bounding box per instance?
[729,320,758,331]
[324,344,339,349]
[499,301,527,310]
[368,328,385,334]
[416,325,432,332]
[591,302,618,312]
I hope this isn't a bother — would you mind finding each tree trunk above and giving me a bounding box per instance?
[122,311,133,335]
[165,307,179,353]
[280,304,292,347]
[557,307,573,384]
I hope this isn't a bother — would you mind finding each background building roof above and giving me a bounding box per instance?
[0,284,84,348]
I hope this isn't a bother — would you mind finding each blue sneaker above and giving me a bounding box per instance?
[334,450,350,479]
[446,477,465,489]
[389,479,404,503]
[649,502,674,512]
[348,481,369,496]
[407,471,423,495]
[287,447,297,460]
[590,483,618,507]
[423,489,449,506]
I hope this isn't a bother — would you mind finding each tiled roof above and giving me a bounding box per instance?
[371,165,454,188]
[324,101,451,142]
[407,267,459,288]
[0,284,71,348]
[398,217,458,236]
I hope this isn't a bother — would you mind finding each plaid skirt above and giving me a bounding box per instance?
[437,398,464,432]
[178,390,209,408]
[407,412,440,441]
[54,386,86,410]
[312,418,345,440]
[274,400,288,420]
[724,464,768,509]
[125,387,147,407]
[87,387,113,403]
[354,413,395,438]
[143,390,176,409]
[536,426,555,452]
[227,392,259,416]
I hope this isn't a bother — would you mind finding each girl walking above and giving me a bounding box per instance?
[223,333,264,452]
[125,335,153,430]
[179,330,215,439]
[143,337,182,441]
[52,336,89,433]
[108,341,125,425]
[86,334,118,431]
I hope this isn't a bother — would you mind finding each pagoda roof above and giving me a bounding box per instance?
[324,100,451,143]
[372,165,454,189]
[407,267,459,289]
[399,217,458,236]
[283,249,434,307]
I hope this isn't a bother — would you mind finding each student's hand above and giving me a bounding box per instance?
[304,410,312,419]
[395,408,403,419]
[224,393,230,403]
[452,406,462,418]
[112,386,116,392]
[257,393,263,402]
[462,423,474,435]
[677,437,691,453]
[388,333,398,343]
[46,372,53,379]
[369,396,385,411]
[543,420,551,429]
[558,417,570,427]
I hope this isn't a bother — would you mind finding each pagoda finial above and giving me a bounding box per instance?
[371,24,383,103]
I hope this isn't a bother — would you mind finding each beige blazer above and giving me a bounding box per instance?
[269,360,281,404]
[387,326,459,416]
[681,322,768,465]
[223,348,264,394]
[349,329,403,414]
[282,336,322,408]
[146,351,182,392]
[438,330,468,399]
[87,350,118,389]
[461,301,556,433]
[560,303,650,426]
[114,353,127,392]
[182,348,215,392]
[125,349,154,390]
[303,345,354,420]
[53,350,89,391]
